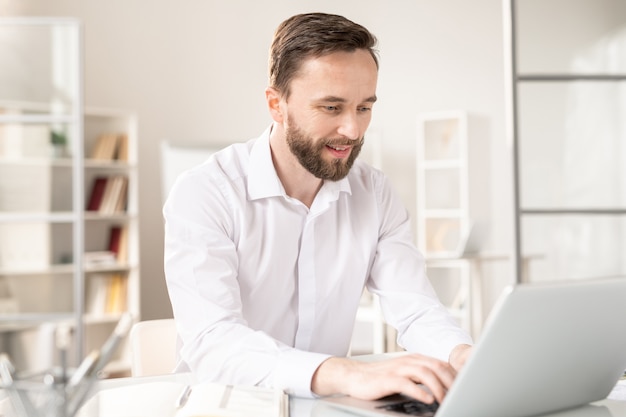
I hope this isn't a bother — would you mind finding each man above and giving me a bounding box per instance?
[163,12,472,404]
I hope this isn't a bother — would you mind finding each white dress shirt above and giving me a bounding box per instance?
[163,126,472,398]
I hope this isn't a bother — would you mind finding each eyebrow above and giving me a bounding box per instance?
[316,95,378,104]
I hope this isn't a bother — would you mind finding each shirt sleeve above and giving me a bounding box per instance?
[367,174,473,361]
[163,166,330,397]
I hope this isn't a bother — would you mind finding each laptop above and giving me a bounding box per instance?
[323,277,626,417]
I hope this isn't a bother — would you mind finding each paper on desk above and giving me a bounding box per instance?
[0,392,13,416]
[77,381,183,417]
[176,382,288,417]
[608,378,626,401]
[75,381,288,417]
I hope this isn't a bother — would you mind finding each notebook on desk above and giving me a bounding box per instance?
[323,277,626,417]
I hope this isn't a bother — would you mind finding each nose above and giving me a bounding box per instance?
[336,112,361,140]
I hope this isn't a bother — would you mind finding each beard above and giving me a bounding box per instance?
[285,123,364,181]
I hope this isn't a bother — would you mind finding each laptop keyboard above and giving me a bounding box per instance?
[377,399,440,416]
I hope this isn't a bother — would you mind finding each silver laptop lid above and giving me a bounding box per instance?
[436,277,626,417]
[323,277,626,417]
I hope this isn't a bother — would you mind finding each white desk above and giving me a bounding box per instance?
[426,252,543,338]
[84,372,626,417]
[2,368,624,416]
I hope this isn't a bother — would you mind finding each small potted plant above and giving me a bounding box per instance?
[50,129,67,158]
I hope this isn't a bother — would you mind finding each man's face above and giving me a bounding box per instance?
[282,49,378,181]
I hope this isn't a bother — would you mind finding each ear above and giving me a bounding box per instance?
[265,87,285,123]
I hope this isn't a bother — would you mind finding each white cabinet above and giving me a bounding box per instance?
[416,110,490,336]
[416,111,470,259]
[0,18,139,376]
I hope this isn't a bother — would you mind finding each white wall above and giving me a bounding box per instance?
[6,0,514,322]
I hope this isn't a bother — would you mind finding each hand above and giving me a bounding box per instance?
[448,344,472,371]
[311,353,457,404]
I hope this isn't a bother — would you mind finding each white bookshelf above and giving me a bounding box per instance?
[416,110,475,334]
[82,106,139,376]
[416,110,470,259]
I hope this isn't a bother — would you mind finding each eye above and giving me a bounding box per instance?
[323,105,340,112]
[358,106,372,113]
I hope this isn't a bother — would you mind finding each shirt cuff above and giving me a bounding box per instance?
[274,349,332,398]
[415,331,474,362]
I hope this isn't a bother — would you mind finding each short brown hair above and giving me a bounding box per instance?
[269,13,379,98]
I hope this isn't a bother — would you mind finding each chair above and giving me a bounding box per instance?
[160,140,221,205]
[128,318,177,377]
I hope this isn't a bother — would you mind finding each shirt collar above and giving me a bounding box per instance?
[248,126,284,201]
[247,125,352,202]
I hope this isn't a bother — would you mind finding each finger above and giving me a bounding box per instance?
[403,361,456,403]
[399,355,456,384]
[410,369,447,403]
[426,359,457,389]
[397,381,436,404]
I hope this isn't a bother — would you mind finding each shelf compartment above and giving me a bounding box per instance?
[422,218,462,255]
[0,162,76,213]
[1,273,74,314]
[422,118,462,160]
[421,168,462,210]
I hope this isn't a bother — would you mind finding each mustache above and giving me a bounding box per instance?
[322,137,365,147]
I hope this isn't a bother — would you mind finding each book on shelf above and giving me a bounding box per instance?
[86,177,108,211]
[90,133,119,160]
[79,380,288,417]
[86,175,128,214]
[85,273,108,316]
[116,133,129,161]
[118,226,129,264]
[114,175,129,212]
[84,251,117,267]
[107,225,129,263]
[90,132,129,161]
[86,272,127,316]
[106,273,127,314]
[99,176,119,214]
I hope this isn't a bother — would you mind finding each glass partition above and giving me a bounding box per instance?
[507,0,626,282]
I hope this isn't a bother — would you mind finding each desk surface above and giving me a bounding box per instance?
[89,372,626,417]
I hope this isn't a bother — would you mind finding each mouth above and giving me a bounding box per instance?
[326,144,352,159]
